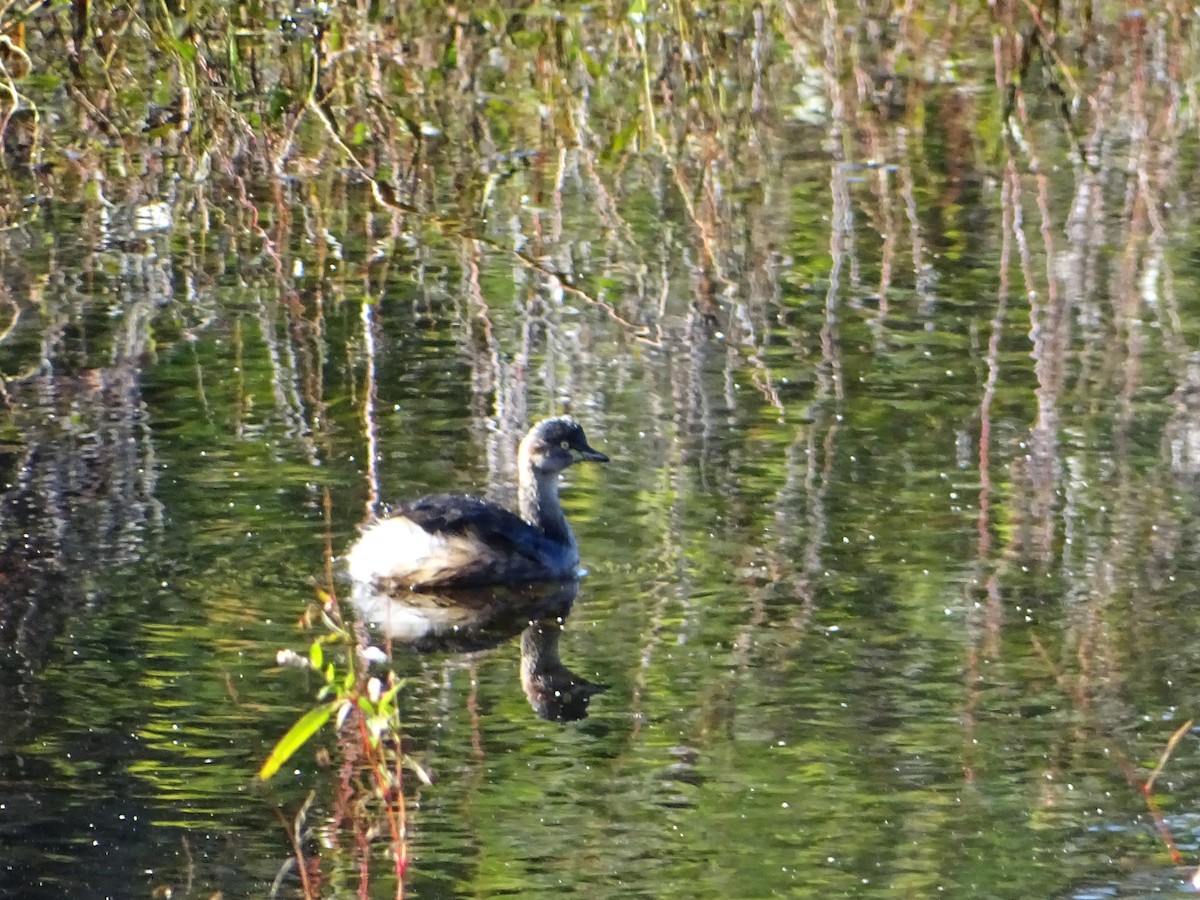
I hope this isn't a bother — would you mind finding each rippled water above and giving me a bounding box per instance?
[4,225,1199,898]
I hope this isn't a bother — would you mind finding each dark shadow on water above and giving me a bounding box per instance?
[348,577,604,722]
[0,368,159,675]
[0,754,160,900]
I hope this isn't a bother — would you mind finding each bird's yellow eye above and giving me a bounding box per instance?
[560,440,571,450]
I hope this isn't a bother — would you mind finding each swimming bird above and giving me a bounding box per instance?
[346,417,608,591]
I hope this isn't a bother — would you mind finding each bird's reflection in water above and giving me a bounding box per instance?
[348,578,604,721]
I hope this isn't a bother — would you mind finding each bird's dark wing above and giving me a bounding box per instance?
[394,494,532,546]
[389,494,554,588]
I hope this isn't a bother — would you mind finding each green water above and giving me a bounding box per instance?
[4,200,1198,897]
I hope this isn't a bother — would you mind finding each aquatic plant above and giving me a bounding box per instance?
[261,576,428,898]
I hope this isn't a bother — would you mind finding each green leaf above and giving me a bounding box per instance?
[258,701,336,780]
[309,641,323,670]
[380,680,404,709]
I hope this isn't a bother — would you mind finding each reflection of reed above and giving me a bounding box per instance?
[966,8,1200,853]
[0,239,164,671]
[360,297,382,518]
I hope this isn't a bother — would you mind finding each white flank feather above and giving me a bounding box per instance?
[346,517,450,583]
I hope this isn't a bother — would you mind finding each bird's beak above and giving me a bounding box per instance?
[576,445,609,464]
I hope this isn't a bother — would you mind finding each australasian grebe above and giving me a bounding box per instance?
[346,417,608,591]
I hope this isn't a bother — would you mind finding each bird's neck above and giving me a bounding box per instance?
[520,620,565,684]
[518,464,574,547]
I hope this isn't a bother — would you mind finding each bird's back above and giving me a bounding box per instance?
[347,493,580,591]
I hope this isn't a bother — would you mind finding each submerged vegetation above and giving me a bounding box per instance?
[3,0,1200,897]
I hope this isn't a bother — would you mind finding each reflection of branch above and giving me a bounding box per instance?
[361,298,381,519]
[1017,0,1080,98]
[1144,718,1192,797]
[778,415,839,632]
[483,238,664,346]
[272,794,318,900]
[308,89,668,348]
[963,168,1010,773]
[0,297,19,346]
[1030,633,1192,868]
